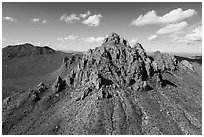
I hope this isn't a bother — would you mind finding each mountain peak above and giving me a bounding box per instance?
[103,32,128,46]
[133,42,144,50]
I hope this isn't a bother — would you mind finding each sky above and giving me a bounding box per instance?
[2,2,202,53]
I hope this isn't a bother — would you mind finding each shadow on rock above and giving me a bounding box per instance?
[161,79,177,88]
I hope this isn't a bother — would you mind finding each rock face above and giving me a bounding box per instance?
[37,83,48,93]
[103,32,129,46]
[152,51,178,72]
[71,32,156,93]
[180,60,194,71]
[52,76,67,93]
[2,33,202,135]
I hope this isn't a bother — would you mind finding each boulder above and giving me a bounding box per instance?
[52,76,67,93]
[180,60,194,71]
[3,97,12,106]
[37,83,47,93]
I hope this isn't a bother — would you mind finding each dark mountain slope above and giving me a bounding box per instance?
[3,43,55,59]
[2,43,82,99]
[3,43,67,78]
[2,33,202,135]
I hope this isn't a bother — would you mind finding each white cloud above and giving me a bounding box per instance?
[60,14,67,21]
[131,10,159,26]
[2,16,17,22]
[157,22,188,34]
[161,8,196,23]
[80,10,91,18]
[57,35,104,43]
[31,18,48,23]
[82,14,102,27]
[42,19,48,23]
[148,34,158,41]
[82,37,104,42]
[60,11,102,27]
[57,35,78,41]
[64,35,78,40]
[131,8,197,26]
[184,26,202,42]
[60,14,80,23]
[31,18,40,23]
[174,26,202,43]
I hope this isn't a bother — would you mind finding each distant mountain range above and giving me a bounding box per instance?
[3,43,56,59]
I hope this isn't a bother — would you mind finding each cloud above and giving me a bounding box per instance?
[148,34,158,41]
[174,26,202,43]
[157,21,188,34]
[82,14,102,27]
[184,26,202,41]
[2,16,17,22]
[80,10,91,18]
[42,19,48,23]
[131,8,197,26]
[81,37,104,42]
[64,35,78,40]
[57,35,78,41]
[57,35,104,43]
[31,18,40,23]
[31,18,48,23]
[60,14,66,21]
[60,11,102,27]
[60,14,80,23]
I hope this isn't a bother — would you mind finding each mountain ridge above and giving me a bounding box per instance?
[2,43,56,60]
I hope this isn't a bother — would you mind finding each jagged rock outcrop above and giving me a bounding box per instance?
[26,83,48,102]
[52,76,67,93]
[71,33,155,93]
[37,83,48,93]
[103,32,129,46]
[152,51,178,72]
[67,33,179,94]
[180,60,194,71]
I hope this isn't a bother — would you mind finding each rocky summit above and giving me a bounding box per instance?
[2,33,202,135]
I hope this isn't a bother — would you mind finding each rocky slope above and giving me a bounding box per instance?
[2,33,202,135]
